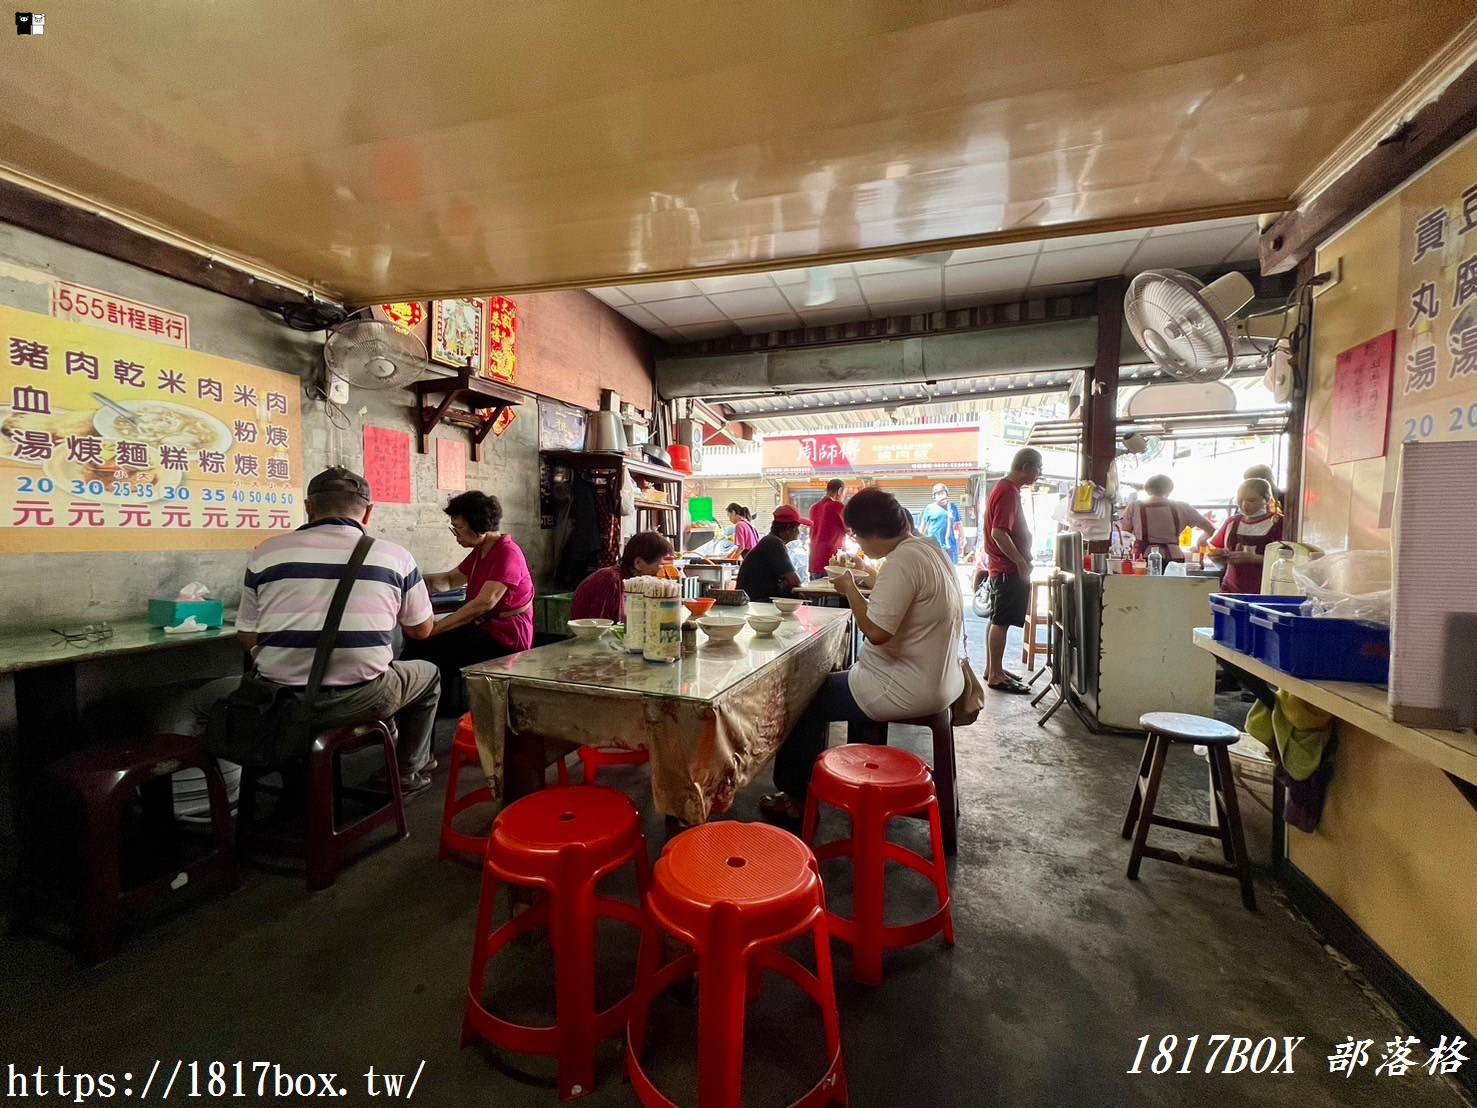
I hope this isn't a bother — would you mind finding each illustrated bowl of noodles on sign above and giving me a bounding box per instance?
[88,400,233,490]
[92,400,232,455]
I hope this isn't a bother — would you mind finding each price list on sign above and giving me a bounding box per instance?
[0,303,304,554]
[1329,331,1395,465]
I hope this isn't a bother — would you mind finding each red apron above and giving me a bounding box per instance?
[1130,501,1185,562]
[1221,515,1280,593]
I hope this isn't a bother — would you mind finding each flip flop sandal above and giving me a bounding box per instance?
[988,679,1032,694]
[372,757,438,786]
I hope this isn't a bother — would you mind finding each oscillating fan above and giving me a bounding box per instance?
[323,319,430,392]
[1124,270,1258,382]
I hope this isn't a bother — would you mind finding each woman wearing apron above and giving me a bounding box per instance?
[1119,475,1216,562]
[1208,478,1284,593]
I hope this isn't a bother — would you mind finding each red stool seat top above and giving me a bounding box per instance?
[809,744,936,817]
[814,745,931,789]
[651,823,821,946]
[489,785,641,882]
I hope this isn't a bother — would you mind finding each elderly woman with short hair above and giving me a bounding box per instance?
[762,487,964,824]
[404,490,535,689]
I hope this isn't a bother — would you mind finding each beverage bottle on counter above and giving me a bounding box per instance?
[1269,546,1301,596]
[1147,550,1164,576]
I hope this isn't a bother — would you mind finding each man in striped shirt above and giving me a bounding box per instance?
[190,467,440,791]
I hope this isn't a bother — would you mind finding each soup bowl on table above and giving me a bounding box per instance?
[696,616,745,644]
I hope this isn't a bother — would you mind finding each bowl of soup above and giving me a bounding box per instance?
[93,401,232,454]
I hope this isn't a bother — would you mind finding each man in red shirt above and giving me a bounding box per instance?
[807,478,848,578]
[981,448,1042,693]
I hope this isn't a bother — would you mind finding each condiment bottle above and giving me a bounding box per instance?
[624,577,647,654]
[644,579,681,663]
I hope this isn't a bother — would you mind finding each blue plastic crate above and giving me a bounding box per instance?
[1208,594,1305,653]
[1247,605,1390,684]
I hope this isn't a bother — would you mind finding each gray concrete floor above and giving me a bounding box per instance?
[2,616,1470,1107]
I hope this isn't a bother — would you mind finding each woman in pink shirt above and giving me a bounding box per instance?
[570,531,673,622]
[406,491,536,694]
[728,503,761,555]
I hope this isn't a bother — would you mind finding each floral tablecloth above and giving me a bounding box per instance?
[464,604,851,824]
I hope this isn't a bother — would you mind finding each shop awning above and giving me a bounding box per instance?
[1025,407,1291,448]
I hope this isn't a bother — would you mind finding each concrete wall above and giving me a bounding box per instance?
[0,224,655,888]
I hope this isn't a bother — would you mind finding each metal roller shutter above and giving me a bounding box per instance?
[882,480,970,528]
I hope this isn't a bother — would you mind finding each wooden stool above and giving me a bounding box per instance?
[1122,712,1255,910]
[1020,578,1052,670]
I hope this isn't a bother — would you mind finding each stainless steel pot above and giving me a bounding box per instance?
[585,410,627,453]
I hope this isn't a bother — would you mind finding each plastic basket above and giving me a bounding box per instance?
[1208,594,1304,653]
[1247,605,1390,684]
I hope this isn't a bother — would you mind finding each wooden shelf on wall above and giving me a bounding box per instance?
[410,371,522,462]
[539,449,687,542]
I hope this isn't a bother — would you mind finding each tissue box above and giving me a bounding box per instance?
[147,598,225,628]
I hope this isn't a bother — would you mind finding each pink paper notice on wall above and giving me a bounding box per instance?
[1329,330,1395,466]
[436,437,467,492]
[363,425,413,504]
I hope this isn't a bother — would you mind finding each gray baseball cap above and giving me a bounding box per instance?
[306,466,371,500]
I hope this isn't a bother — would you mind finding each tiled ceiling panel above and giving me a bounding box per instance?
[593,215,1268,342]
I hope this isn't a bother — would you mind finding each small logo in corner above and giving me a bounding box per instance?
[15,11,43,34]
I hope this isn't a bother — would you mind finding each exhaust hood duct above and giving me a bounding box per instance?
[656,316,1151,400]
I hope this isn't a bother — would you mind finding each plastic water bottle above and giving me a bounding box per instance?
[1147,550,1164,576]
[1269,546,1300,596]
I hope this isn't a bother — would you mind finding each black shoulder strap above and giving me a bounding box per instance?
[301,533,375,709]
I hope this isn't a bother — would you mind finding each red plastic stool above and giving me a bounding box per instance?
[551,746,651,786]
[27,734,239,965]
[801,745,954,986]
[462,785,650,1100]
[238,721,407,891]
[577,745,650,784]
[440,715,494,861]
[626,822,848,1108]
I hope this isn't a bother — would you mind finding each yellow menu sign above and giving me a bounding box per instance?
[0,304,305,554]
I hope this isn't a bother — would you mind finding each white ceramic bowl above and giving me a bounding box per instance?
[567,618,614,640]
[771,597,804,615]
[824,565,864,583]
[696,617,745,643]
[746,614,783,636]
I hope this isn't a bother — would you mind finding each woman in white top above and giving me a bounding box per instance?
[762,487,965,824]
